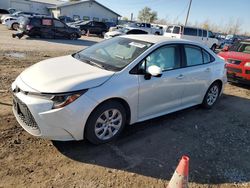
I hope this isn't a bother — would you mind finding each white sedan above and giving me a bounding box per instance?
[3,16,19,30]
[12,35,227,144]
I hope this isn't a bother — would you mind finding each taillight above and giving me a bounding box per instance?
[26,24,33,30]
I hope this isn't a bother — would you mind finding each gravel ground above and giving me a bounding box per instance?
[0,25,250,188]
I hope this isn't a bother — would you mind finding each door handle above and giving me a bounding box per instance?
[205,68,211,72]
[176,74,184,79]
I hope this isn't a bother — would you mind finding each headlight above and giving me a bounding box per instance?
[27,89,88,109]
[244,62,250,67]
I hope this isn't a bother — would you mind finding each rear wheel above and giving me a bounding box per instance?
[85,101,126,144]
[202,82,221,108]
[12,23,19,30]
[81,29,87,35]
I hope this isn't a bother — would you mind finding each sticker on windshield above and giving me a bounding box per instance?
[129,42,146,48]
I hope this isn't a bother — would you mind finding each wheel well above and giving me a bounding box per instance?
[90,98,131,125]
[211,79,223,93]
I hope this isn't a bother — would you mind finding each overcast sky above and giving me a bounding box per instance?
[96,0,250,33]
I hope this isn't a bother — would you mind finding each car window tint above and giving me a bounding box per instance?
[54,20,65,27]
[185,45,203,66]
[203,30,207,37]
[173,26,180,34]
[203,50,211,63]
[208,31,214,38]
[198,29,202,36]
[184,28,197,36]
[166,26,174,33]
[145,45,180,71]
[127,29,147,34]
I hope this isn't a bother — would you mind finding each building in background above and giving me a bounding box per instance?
[0,0,62,15]
[48,0,121,24]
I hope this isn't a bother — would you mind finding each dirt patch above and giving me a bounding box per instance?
[0,25,250,188]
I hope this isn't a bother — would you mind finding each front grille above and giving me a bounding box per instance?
[227,59,242,65]
[226,67,242,73]
[246,70,250,74]
[13,95,39,129]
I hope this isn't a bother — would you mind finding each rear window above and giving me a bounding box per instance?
[30,18,41,26]
[183,28,197,36]
[166,26,173,33]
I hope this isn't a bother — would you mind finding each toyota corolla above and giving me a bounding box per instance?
[12,35,227,144]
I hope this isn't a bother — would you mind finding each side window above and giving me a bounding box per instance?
[184,45,203,66]
[203,30,207,37]
[198,29,202,37]
[93,17,99,21]
[202,49,215,63]
[208,31,214,38]
[144,45,180,71]
[146,23,151,28]
[54,20,65,28]
[183,28,197,36]
[173,26,180,34]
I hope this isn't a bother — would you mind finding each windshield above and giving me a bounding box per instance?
[74,37,152,71]
[225,35,234,40]
[232,42,250,54]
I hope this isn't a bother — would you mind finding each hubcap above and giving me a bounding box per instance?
[95,109,122,140]
[207,85,219,106]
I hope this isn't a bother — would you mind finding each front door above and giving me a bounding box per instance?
[138,44,185,120]
[53,19,68,39]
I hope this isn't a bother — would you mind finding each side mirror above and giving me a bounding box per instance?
[147,65,162,77]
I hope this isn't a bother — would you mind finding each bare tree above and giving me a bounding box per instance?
[138,7,157,23]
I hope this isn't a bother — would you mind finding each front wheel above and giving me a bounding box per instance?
[69,33,78,40]
[202,82,221,108]
[85,101,127,144]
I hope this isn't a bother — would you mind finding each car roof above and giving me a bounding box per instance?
[120,34,199,45]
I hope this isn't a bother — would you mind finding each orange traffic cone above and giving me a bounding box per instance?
[86,30,90,37]
[167,156,189,188]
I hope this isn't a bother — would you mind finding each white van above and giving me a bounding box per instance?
[164,25,218,51]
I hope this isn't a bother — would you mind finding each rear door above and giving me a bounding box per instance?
[40,18,54,38]
[180,44,214,106]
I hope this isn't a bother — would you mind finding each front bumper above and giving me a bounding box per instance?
[226,64,250,84]
[11,79,98,141]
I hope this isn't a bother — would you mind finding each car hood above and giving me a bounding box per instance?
[19,55,115,93]
[218,51,250,61]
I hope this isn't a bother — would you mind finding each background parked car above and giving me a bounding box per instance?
[75,20,108,36]
[3,16,19,30]
[218,39,250,84]
[164,25,218,51]
[17,16,81,40]
[58,16,75,24]
[0,8,16,22]
[104,27,148,39]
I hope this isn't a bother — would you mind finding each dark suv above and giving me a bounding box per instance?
[76,21,108,36]
[18,16,81,39]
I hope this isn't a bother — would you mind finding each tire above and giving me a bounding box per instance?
[12,23,19,30]
[211,44,216,52]
[69,33,78,40]
[202,82,221,109]
[81,29,87,35]
[155,32,160,35]
[85,101,127,144]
